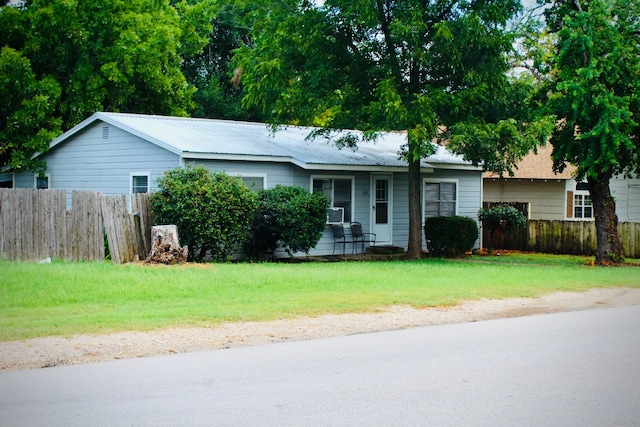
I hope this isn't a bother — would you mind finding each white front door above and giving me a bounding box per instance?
[371,174,392,244]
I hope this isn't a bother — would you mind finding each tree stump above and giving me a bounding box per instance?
[145,225,188,264]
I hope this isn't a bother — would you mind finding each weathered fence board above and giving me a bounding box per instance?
[132,193,152,257]
[0,189,151,263]
[101,194,149,264]
[488,219,640,258]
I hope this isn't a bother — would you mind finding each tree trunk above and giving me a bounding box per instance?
[588,175,624,264]
[404,157,423,259]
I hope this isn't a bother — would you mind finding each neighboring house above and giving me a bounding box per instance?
[11,112,483,255]
[483,144,640,222]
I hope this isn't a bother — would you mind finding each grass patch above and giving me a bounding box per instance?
[1,254,639,341]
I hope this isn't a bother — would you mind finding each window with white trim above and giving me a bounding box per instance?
[573,182,593,218]
[131,173,150,194]
[424,180,457,218]
[240,176,265,192]
[567,182,593,219]
[573,193,593,218]
[36,175,49,189]
[312,176,354,222]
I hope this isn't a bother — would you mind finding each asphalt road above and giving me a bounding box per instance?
[1,305,639,427]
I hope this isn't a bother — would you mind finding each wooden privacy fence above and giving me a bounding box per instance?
[0,189,152,263]
[485,220,640,258]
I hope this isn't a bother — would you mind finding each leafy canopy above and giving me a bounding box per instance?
[0,0,202,171]
[541,0,640,181]
[234,0,536,258]
[535,0,639,263]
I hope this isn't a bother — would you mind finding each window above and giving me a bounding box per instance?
[574,193,593,218]
[424,181,457,218]
[240,176,265,192]
[567,181,593,219]
[36,176,49,189]
[131,174,149,194]
[312,176,354,222]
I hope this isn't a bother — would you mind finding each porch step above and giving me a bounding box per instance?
[366,245,404,255]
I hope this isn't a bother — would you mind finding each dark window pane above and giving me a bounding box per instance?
[36,177,48,189]
[132,175,148,193]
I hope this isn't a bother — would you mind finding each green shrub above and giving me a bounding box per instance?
[150,165,258,262]
[425,216,479,257]
[478,204,527,253]
[245,185,328,258]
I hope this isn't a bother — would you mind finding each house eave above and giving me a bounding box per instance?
[305,163,434,173]
[181,152,437,173]
[431,163,483,171]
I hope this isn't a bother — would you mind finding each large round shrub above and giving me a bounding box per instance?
[150,165,257,262]
[425,216,479,257]
[245,185,328,258]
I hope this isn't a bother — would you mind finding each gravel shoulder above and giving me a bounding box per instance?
[2,287,639,371]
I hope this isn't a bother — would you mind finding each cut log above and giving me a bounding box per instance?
[145,225,188,264]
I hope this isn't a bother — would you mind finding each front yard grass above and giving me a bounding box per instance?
[1,253,638,341]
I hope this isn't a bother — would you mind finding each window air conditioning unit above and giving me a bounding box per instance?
[327,207,344,224]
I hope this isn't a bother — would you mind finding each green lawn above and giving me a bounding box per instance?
[1,254,638,342]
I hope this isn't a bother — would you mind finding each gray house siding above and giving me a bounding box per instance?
[15,122,181,207]
[190,159,296,188]
[13,171,33,189]
[389,169,482,251]
[295,169,374,255]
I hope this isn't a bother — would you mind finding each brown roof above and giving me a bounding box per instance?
[483,144,575,179]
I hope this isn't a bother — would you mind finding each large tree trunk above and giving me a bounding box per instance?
[588,175,624,264]
[405,158,423,259]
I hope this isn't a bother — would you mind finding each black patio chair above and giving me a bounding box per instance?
[350,222,376,254]
[331,223,354,255]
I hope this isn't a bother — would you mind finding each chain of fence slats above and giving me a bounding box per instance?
[0,189,151,263]
[487,220,640,258]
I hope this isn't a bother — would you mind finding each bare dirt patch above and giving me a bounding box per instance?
[1,288,639,372]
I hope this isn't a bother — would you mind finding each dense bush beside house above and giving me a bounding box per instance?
[244,185,328,258]
[478,204,527,253]
[425,216,479,257]
[150,165,258,262]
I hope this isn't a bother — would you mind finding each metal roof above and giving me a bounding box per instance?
[51,112,479,171]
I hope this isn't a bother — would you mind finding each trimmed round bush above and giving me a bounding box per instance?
[425,215,479,257]
[478,204,527,253]
[244,185,328,258]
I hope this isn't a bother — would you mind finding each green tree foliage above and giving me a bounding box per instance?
[424,216,479,258]
[538,0,640,264]
[244,185,328,258]
[0,46,61,173]
[178,0,263,121]
[478,204,526,253]
[150,165,258,262]
[0,0,198,171]
[234,0,544,259]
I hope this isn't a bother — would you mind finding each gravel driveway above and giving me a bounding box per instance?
[1,288,638,371]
